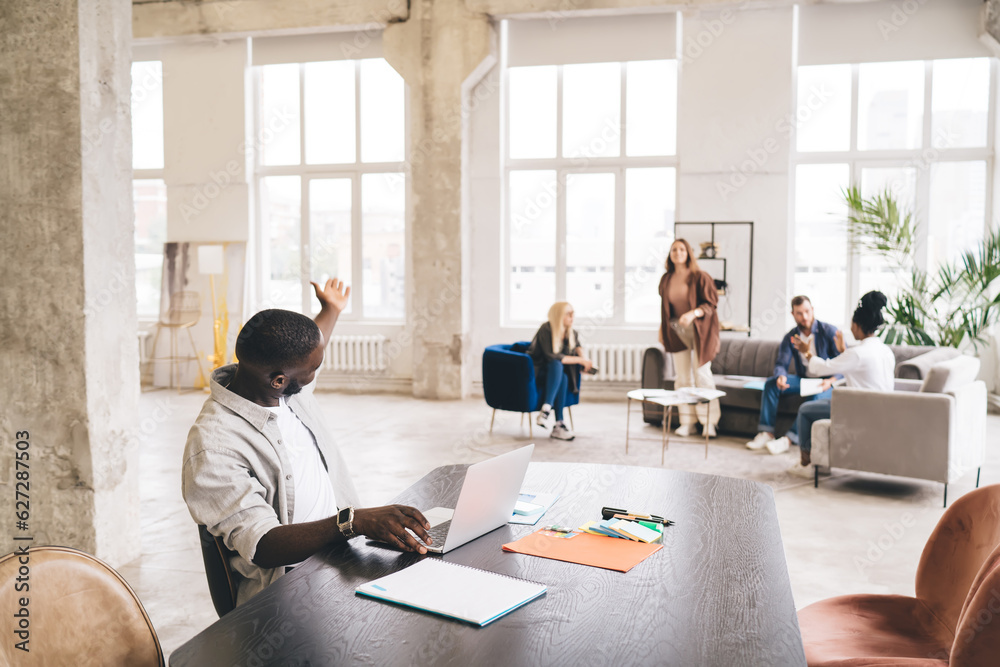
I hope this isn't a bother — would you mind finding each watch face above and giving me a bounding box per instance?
[338,507,350,523]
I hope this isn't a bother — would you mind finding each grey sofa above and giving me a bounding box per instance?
[641,338,956,436]
[811,354,986,505]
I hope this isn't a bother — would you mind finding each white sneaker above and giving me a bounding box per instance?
[536,407,554,429]
[550,422,575,441]
[674,424,695,437]
[786,462,814,479]
[766,436,791,455]
[746,432,773,450]
[704,424,717,438]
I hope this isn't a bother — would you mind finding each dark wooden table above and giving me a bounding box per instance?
[170,462,806,666]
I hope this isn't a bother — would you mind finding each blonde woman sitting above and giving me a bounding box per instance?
[527,302,593,441]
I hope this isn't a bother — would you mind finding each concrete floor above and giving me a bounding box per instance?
[123,388,1000,661]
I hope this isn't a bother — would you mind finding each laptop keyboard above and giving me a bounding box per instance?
[424,520,451,547]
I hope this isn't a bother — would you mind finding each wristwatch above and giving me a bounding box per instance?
[337,506,356,540]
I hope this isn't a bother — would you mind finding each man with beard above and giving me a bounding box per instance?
[182,279,431,606]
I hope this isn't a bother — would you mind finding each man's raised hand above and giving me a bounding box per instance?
[311,277,351,314]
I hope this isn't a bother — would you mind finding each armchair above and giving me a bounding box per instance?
[810,355,986,506]
[482,342,579,436]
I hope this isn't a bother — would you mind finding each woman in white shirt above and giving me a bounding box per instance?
[786,291,895,476]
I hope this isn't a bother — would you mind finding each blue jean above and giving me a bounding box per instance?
[540,359,569,421]
[796,399,831,454]
[758,375,832,444]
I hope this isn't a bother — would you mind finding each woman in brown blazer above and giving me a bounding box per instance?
[658,238,721,437]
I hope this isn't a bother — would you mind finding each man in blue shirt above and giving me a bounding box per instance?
[747,295,841,454]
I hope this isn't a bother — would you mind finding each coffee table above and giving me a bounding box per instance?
[625,389,725,463]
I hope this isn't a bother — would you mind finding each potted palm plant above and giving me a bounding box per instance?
[843,185,1000,350]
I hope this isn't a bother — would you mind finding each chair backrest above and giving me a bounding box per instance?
[0,546,164,666]
[198,525,239,618]
[482,343,539,413]
[161,290,201,327]
[950,541,1000,666]
[915,484,1000,633]
[709,338,782,377]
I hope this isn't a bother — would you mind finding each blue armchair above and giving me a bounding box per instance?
[482,342,578,436]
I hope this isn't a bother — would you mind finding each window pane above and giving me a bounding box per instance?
[260,64,302,166]
[625,168,675,323]
[509,170,557,322]
[309,179,353,315]
[794,164,849,324]
[797,64,851,152]
[626,60,676,157]
[133,179,167,318]
[932,58,990,149]
[131,61,164,170]
[859,167,917,301]
[304,61,356,164]
[563,62,621,159]
[858,61,924,151]
[929,161,986,268]
[360,59,405,163]
[566,173,615,319]
[361,173,405,319]
[261,176,302,311]
[508,66,557,160]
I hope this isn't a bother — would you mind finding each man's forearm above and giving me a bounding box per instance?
[253,517,342,569]
[314,305,342,343]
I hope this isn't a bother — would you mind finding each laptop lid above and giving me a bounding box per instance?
[439,444,534,553]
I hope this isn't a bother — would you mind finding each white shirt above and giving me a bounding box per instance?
[797,331,817,377]
[264,397,338,525]
[807,337,895,392]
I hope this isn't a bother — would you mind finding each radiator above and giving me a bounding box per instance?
[325,335,387,373]
[582,343,646,382]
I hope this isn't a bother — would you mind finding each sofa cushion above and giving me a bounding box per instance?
[920,355,981,394]
[710,338,783,377]
[895,347,959,380]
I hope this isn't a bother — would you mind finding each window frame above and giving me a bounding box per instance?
[252,59,410,323]
[132,59,166,324]
[502,60,679,327]
[791,58,996,326]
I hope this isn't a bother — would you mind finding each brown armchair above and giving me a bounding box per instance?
[799,484,1000,666]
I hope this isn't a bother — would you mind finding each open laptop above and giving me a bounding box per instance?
[402,444,535,554]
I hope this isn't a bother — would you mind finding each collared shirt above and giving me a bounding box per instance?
[182,365,360,606]
[807,337,895,392]
[798,332,817,377]
[773,319,841,379]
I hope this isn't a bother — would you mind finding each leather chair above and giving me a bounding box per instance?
[198,524,238,618]
[799,483,1000,666]
[0,546,164,666]
[482,342,579,436]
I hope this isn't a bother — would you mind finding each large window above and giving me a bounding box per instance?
[505,59,678,324]
[256,58,406,320]
[131,60,166,319]
[793,58,993,323]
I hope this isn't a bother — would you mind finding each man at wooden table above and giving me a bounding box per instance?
[182,278,432,606]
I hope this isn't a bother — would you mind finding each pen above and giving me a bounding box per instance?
[602,506,674,526]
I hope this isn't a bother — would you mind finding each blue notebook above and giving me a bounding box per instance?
[356,558,547,627]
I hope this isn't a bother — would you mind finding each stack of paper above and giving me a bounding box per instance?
[579,519,663,543]
[502,529,662,573]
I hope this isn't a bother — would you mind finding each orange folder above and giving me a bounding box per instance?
[502,530,662,573]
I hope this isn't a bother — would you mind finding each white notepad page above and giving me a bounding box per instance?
[356,558,547,626]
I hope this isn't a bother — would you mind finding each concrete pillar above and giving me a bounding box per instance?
[0,0,140,566]
[383,0,494,398]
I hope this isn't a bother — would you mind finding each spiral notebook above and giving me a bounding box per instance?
[356,558,547,626]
